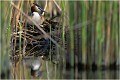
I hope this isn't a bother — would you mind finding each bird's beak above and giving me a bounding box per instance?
[38,7,47,13]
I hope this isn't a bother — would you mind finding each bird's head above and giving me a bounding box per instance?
[31,3,46,14]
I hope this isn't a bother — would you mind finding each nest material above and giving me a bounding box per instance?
[10,16,61,64]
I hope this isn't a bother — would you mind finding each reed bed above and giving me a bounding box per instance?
[0,0,119,79]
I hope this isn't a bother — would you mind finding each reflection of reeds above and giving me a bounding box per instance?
[1,0,119,79]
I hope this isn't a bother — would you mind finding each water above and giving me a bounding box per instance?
[64,70,119,79]
[1,57,119,79]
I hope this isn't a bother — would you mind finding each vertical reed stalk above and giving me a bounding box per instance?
[69,1,75,78]
[105,2,112,66]
[119,0,120,67]
[81,1,87,67]
[91,1,96,66]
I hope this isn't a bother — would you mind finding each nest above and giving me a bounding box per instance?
[10,16,62,64]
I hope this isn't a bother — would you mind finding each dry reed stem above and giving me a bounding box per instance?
[42,0,48,16]
[52,0,62,12]
[105,2,113,66]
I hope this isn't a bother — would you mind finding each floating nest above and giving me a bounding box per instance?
[10,15,62,64]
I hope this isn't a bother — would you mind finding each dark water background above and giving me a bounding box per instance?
[64,70,119,79]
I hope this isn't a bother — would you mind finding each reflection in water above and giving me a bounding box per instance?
[63,70,119,79]
[2,56,119,79]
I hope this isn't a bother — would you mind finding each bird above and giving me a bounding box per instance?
[26,3,51,59]
[27,3,46,26]
[22,57,42,78]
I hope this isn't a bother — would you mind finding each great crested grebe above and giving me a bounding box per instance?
[27,3,46,25]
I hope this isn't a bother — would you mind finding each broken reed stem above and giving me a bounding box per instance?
[53,0,62,12]
[42,0,48,16]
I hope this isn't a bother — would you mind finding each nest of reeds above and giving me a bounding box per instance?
[10,14,62,64]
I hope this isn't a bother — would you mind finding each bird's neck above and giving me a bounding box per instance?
[31,6,36,13]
